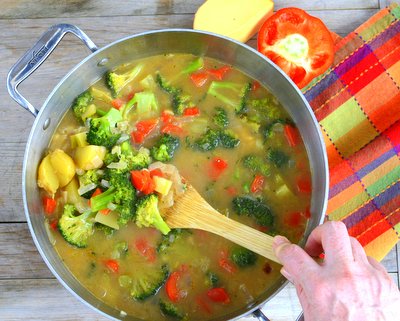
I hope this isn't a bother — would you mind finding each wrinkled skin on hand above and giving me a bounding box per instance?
[273,221,400,321]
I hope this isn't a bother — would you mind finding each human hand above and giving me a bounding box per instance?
[273,221,400,321]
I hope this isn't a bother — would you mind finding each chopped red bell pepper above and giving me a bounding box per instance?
[296,176,312,194]
[165,271,182,302]
[284,125,300,147]
[89,188,111,215]
[284,212,303,227]
[149,168,164,178]
[207,288,230,304]
[225,186,238,197]
[161,123,184,136]
[218,250,237,274]
[130,170,155,195]
[161,110,175,124]
[252,81,261,91]
[49,219,59,231]
[104,259,119,273]
[208,157,228,180]
[183,107,200,117]
[131,118,159,144]
[111,98,125,110]
[190,72,209,87]
[207,65,231,80]
[135,238,156,263]
[43,196,57,216]
[250,174,265,194]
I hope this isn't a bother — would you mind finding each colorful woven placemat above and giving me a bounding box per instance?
[303,3,400,262]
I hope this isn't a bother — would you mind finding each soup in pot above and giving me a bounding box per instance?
[37,53,311,320]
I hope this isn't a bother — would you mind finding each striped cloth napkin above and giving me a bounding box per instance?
[302,3,400,261]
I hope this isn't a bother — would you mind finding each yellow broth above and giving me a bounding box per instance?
[45,54,311,320]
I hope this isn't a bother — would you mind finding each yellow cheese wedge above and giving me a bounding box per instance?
[193,0,274,42]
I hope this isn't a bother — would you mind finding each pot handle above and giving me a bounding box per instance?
[6,23,98,117]
[252,309,271,321]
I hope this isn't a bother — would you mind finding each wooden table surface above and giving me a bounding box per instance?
[1,1,398,320]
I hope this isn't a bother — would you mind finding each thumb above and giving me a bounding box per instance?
[273,235,319,282]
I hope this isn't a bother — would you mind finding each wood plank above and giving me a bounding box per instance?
[0,279,109,321]
[0,0,379,19]
[0,223,53,279]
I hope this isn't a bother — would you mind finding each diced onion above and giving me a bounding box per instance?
[107,161,127,170]
[116,134,130,145]
[101,179,110,188]
[78,183,97,196]
[111,145,121,156]
[76,168,85,176]
[107,202,117,211]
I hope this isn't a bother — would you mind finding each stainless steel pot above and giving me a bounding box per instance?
[7,24,328,321]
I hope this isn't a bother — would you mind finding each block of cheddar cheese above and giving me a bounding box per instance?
[193,0,274,43]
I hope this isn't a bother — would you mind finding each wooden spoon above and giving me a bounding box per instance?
[164,184,281,264]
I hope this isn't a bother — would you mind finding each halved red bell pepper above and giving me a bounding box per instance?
[257,7,334,88]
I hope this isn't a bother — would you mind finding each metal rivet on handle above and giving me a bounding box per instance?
[43,118,51,130]
[97,58,109,67]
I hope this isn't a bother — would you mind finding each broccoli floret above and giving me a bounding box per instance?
[58,204,94,248]
[72,91,96,123]
[230,246,257,267]
[159,299,186,320]
[151,134,180,162]
[194,128,220,151]
[105,141,151,173]
[194,128,240,151]
[91,169,136,226]
[94,222,115,236]
[242,155,270,176]
[157,228,185,253]
[213,107,229,128]
[156,73,192,115]
[267,149,290,168]
[207,81,251,115]
[135,194,171,235]
[106,64,143,97]
[121,91,159,119]
[262,119,291,140]
[86,107,123,149]
[130,264,169,301]
[206,271,220,288]
[78,169,103,199]
[246,97,287,123]
[232,196,274,227]
[219,130,240,148]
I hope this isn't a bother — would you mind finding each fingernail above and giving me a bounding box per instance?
[273,235,290,247]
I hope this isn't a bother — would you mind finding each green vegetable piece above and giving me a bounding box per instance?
[159,299,186,320]
[86,107,123,150]
[194,128,220,151]
[78,169,103,199]
[182,57,204,74]
[72,91,95,124]
[242,155,270,176]
[135,194,171,235]
[122,91,159,119]
[268,149,290,168]
[207,81,251,115]
[151,134,180,162]
[130,265,169,301]
[106,64,143,97]
[156,73,192,115]
[232,196,274,227]
[94,222,115,236]
[206,271,220,287]
[213,106,229,128]
[219,130,240,149]
[58,204,94,248]
[230,246,257,267]
[157,228,184,253]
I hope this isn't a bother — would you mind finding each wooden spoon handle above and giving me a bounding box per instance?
[167,199,280,264]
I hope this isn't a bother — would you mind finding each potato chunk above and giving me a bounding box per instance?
[49,149,76,187]
[37,154,59,196]
[74,145,107,170]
